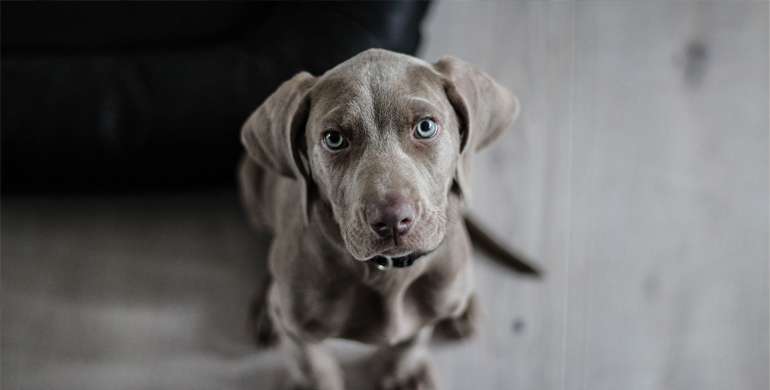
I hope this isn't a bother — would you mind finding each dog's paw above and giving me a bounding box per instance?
[250,309,278,348]
[284,383,313,390]
[378,361,437,390]
[282,360,346,390]
[283,382,332,390]
[433,316,474,340]
[433,294,481,341]
[283,383,333,390]
[248,284,279,348]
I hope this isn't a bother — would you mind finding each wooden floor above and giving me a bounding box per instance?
[3,2,768,390]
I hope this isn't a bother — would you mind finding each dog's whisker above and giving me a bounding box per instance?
[428,207,456,226]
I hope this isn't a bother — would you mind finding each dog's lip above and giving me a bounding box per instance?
[379,246,416,257]
[368,239,424,258]
[351,243,415,262]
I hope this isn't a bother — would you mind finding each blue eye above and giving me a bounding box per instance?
[415,119,437,139]
[323,131,347,150]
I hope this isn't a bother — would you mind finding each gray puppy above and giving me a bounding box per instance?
[239,49,521,390]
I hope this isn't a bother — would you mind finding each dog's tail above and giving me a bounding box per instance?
[463,215,543,278]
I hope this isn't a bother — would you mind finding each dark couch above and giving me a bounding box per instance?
[2,2,430,193]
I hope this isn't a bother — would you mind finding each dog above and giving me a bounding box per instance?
[238,49,536,390]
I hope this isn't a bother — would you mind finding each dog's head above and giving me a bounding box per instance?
[242,49,518,261]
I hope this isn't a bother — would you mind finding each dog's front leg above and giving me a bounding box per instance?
[274,325,344,390]
[269,290,344,390]
[371,326,437,390]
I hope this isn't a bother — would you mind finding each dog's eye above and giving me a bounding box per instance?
[323,131,347,150]
[415,119,437,139]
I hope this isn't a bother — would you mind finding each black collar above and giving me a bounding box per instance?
[369,252,425,269]
[367,239,444,270]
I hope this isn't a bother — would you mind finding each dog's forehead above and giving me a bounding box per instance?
[309,50,445,123]
[321,49,437,85]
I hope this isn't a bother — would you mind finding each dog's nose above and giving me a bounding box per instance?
[366,197,415,238]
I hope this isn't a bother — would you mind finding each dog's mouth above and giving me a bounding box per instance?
[342,206,448,262]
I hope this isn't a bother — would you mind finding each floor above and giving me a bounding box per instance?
[3,2,768,390]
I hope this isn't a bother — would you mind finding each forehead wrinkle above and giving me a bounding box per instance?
[414,76,447,100]
[321,63,426,143]
[320,105,344,123]
[375,80,415,130]
[314,78,374,136]
[406,97,442,114]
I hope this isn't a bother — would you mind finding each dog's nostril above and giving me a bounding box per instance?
[398,217,412,229]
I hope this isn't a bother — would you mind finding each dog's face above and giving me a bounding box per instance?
[242,49,518,261]
[305,56,460,260]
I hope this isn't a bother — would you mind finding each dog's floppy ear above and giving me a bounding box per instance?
[433,57,519,204]
[241,71,317,224]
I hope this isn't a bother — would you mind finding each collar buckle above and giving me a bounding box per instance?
[373,256,393,270]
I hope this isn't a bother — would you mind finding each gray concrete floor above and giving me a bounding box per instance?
[3,2,768,390]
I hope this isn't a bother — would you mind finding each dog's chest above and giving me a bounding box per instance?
[297,265,468,346]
